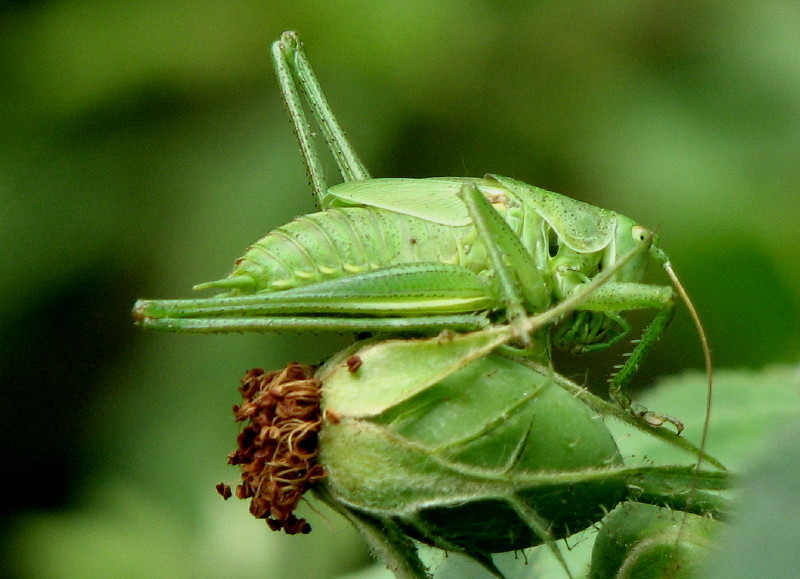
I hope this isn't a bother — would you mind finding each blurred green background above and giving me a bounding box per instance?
[1,1,798,577]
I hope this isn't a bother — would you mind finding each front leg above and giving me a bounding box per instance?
[609,304,682,432]
[568,281,683,432]
[456,183,551,345]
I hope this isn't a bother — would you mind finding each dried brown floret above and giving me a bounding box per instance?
[215,482,233,500]
[218,363,324,534]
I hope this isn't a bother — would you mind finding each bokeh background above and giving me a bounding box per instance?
[1,2,798,577]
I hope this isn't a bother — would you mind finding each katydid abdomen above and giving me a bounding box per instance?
[201,207,485,294]
[194,183,550,300]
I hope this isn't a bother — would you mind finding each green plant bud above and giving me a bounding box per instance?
[589,502,719,578]
[316,331,628,556]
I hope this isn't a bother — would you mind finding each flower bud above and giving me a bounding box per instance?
[219,329,633,565]
[316,331,628,555]
[589,502,719,578]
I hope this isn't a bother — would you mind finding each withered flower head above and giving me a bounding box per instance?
[216,363,326,535]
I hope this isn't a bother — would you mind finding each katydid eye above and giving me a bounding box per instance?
[631,225,650,243]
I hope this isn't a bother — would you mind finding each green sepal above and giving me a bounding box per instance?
[319,328,509,418]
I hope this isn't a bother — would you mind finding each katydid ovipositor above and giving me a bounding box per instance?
[133,31,712,433]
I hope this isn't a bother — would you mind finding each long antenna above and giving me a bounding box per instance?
[663,260,719,565]
[663,262,714,466]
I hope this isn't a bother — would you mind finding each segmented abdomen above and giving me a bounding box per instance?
[218,207,487,294]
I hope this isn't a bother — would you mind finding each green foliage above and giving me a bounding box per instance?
[705,411,800,578]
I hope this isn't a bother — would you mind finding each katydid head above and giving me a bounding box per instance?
[602,215,659,284]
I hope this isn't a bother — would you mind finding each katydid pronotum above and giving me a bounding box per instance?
[133,31,713,436]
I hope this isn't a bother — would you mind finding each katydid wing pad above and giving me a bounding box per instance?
[327,177,506,227]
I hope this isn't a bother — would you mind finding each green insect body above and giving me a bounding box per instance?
[134,31,713,432]
[192,173,658,354]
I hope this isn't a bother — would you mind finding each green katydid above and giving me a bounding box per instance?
[133,31,713,434]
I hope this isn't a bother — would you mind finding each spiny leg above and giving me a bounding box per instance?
[554,310,631,354]
[273,31,370,206]
[272,34,328,200]
[456,183,551,349]
[133,262,497,334]
[285,33,370,183]
[608,304,680,430]
[562,281,683,432]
